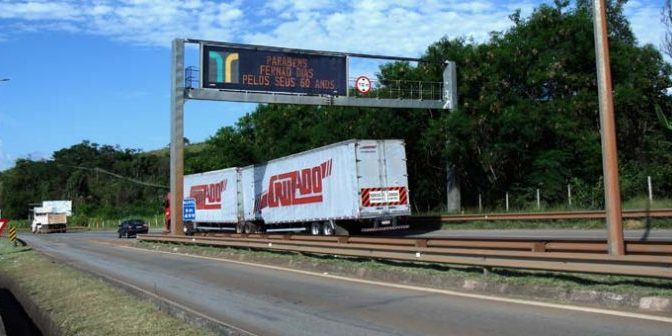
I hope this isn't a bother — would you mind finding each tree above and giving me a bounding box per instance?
[663,0,672,58]
[660,1,672,133]
[422,1,672,207]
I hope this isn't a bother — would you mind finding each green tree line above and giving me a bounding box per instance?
[1,1,670,219]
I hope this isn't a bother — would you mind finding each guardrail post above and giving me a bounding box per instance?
[532,242,546,252]
[505,192,509,212]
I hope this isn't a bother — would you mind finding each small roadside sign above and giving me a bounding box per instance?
[0,218,8,236]
[355,76,372,95]
[183,198,196,221]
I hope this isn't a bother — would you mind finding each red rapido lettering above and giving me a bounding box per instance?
[190,180,227,210]
[256,159,333,211]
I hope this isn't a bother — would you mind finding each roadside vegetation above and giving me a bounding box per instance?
[0,239,215,336]
[439,218,672,230]
[0,1,670,220]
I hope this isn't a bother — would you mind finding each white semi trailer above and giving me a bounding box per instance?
[178,139,410,235]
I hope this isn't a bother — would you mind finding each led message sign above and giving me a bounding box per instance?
[202,45,347,95]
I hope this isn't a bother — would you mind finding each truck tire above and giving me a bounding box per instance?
[322,221,335,236]
[235,222,244,234]
[243,222,253,234]
[310,222,321,235]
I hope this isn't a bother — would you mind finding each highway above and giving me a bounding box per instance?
[21,231,671,336]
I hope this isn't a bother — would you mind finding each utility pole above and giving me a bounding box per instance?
[592,0,624,255]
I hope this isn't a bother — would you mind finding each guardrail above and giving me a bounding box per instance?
[412,208,672,222]
[138,233,672,279]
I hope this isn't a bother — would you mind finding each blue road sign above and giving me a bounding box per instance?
[183,198,196,221]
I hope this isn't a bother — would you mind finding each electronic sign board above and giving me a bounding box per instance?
[201,44,347,96]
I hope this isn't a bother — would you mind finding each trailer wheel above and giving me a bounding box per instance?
[235,222,244,234]
[310,222,321,235]
[243,222,255,234]
[322,221,335,236]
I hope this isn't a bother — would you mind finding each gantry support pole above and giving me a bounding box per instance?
[170,38,185,236]
[592,0,624,255]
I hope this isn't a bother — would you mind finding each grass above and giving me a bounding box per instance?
[438,218,672,230]
[9,215,165,232]
[423,197,672,216]
[136,240,672,298]
[623,197,672,209]
[0,238,215,336]
[81,215,164,231]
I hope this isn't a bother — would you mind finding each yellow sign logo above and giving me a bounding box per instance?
[209,51,239,83]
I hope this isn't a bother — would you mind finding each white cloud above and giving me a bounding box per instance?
[0,0,246,46]
[0,0,666,57]
[0,1,82,21]
[625,1,666,49]
[244,1,518,56]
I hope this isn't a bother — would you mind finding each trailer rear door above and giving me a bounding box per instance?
[356,140,410,217]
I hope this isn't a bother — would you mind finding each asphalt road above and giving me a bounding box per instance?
[20,231,671,336]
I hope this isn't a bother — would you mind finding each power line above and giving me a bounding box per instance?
[58,164,169,189]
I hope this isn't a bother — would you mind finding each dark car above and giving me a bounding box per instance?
[118,219,148,238]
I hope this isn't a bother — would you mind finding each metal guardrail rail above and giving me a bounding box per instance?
[138,233,672,279]
[413,208,672,222]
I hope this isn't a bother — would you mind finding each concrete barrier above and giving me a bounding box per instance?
[0,309,6,336]
[0,277,61,336]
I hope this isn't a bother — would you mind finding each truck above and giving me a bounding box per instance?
[30,200,71,234]
[169,139,411,235]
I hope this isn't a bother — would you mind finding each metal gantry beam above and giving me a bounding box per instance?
[186,89,449,109]
[592,0,624,255]
[170,38,185,236]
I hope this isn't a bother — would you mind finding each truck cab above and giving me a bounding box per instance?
[31,206,67,233]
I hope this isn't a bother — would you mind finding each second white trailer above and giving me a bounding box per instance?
[182,167,241,234]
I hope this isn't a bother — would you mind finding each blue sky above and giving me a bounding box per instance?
[0,0,667,170]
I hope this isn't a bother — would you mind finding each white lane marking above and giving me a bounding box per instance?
[118,244,672,324]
